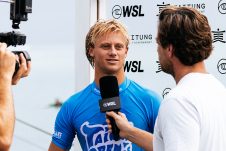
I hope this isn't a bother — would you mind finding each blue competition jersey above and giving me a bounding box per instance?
[52,78,161,151]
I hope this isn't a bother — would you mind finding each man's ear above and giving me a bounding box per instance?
[125,47,128,57]
[167,44,174,58]
[89,48,94,57]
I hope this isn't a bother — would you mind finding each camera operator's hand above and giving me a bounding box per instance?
[12,53,31,85]
[0,43,16,85]
[0,42,31,85]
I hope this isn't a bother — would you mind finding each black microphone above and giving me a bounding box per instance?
[99,75,121,141]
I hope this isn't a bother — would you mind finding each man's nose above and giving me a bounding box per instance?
[109,46,117,55]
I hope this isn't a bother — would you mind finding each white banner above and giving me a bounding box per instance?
[98,0,226,98]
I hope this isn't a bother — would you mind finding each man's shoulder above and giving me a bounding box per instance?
[127,79,162,102]
[64,83,95,105]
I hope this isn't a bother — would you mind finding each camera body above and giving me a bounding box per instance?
[0,31,26,46]
[10,0,32,30]
[0,0,32,74]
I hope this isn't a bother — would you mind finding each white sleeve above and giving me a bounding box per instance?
[155,98,200,151]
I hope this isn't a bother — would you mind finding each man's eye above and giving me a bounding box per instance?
[115,45,124,50]
[101,45,110,49]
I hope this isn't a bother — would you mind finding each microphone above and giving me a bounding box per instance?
[99,75,121,141]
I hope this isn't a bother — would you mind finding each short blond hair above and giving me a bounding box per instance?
[85,19,130,67]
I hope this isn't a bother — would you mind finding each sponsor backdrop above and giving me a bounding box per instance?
[96,0,226,98]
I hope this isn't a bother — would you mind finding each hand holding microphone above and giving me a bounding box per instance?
[99,75,121,141]
[106,111,134,140]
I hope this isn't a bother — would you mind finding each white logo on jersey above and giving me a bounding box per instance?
[53,131,62,139]
[80,121,132,150]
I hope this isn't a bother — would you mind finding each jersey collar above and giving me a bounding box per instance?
[92,77,130,95]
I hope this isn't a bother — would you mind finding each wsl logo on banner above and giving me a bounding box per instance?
[218,0,226,14]
[131,34,152,44]
[112,5,144,19]
[217,59,226,74]
[124,61,144,73]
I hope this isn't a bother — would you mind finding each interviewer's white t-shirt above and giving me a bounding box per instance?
[154,73,226,151]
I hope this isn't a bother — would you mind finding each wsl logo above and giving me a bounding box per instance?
[217,59,226,74]
[112,5,144,19]
[218,0,226,14]
[112,5,122,19]
[124,61,144,72]
[103,102,116,108]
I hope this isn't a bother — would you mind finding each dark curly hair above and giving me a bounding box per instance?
[157,6,213,65]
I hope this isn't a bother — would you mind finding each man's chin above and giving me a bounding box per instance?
[161,68,173,75]
[104,68,121,75]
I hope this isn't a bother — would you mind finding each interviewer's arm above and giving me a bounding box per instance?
[106,111,153,151]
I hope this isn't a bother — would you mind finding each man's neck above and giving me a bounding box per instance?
[173,61,207,84]
[94,71,125,87]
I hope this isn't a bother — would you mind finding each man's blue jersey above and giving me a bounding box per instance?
[52,78,161,151]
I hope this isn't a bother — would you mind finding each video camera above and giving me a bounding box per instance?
[0,0,32,75]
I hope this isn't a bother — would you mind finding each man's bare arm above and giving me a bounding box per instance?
[48,142,67,151]
[0,43,16,151]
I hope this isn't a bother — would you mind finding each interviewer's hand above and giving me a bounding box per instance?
[106,111,154,151]
[106,111,133,139]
